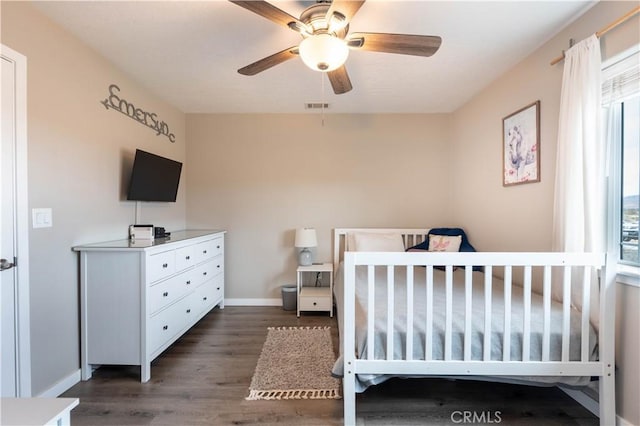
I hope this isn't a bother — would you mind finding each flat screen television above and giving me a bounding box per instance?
[127,149,182,202]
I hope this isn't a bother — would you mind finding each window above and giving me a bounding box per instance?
[602,46,640,268]
[620,97,639,265]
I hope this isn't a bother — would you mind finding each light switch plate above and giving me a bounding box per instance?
[32,208,53,228]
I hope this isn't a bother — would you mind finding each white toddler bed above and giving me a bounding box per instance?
[332,228,616,425]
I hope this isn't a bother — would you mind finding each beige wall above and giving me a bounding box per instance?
[186,114,453,299]
[451,2,640,424]
[616,282,640,424]
[2,2,186,395]
[451,1,640,251]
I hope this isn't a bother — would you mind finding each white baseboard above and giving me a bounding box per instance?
[225,298,281,306]
[36,369,81,397]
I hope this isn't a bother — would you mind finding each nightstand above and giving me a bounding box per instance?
[296,263,333,317]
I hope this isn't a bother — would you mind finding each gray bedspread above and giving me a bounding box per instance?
[331,263,598,392]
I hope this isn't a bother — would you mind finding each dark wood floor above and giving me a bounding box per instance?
[62,306,598,425]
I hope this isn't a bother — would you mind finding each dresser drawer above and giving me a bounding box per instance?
[194,237,224,263]
[148,276,181,314]
[148,297,184,354]
[175,245,196,272]
[148,292,198,354]
[148,271,196,314]
[192,261,212,287]
[299,287,331,311]
[196,275,223,313]
[192,259,222,286]
[148,250,175,283]
[299,296,331,311]
[212,276,224,302]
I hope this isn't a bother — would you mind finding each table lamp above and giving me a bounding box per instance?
[295,228,317,266]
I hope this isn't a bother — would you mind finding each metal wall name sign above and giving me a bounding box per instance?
[101,84,176,143]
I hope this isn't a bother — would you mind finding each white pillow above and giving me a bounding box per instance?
[346,233,356,251]
[350,232,405,252]
[427,234,462,252]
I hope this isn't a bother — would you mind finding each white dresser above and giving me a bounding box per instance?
[73,230,225,382]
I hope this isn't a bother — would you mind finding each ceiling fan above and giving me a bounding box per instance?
[229,0,442,95]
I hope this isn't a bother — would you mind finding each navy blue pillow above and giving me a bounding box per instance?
[431,228,476,252]
[407,228,481,271]
[407,228,476,252]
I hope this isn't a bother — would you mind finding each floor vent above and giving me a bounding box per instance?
[305,102,329,109]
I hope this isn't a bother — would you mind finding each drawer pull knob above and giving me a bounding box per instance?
[186,309,191,313]
[185,256,190,260]
[203,272,207,276]
[216,245,220,249]
[203,297,208,301]
[216,287,220,291]
[313,302,317,306]
[186,280,191,285]
[163,325,168,330]
[203,250,207,254]
[163,292,169,297]
[217,265,220,268]
[162,263,168,268]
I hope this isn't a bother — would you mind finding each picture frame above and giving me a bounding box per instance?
[502,100,540,186]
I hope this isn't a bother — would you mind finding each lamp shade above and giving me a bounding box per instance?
[299,34,349,72]
[295,228,317,248]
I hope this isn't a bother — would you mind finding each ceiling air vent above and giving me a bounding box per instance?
[305,102,329,109]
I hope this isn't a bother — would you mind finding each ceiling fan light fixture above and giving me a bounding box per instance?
[299,34,349,72]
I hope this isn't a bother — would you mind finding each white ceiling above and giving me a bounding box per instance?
[32,0,596,113]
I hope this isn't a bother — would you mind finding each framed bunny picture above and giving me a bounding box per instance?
[502,101,540,186]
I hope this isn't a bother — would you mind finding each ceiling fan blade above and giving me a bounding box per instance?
[326,0,366,28]
[238,47,299,76]
[347,32,442,57]
[327,65,353,95]
[229,1,308,33]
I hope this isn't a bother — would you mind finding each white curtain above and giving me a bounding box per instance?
[552,35,604,328]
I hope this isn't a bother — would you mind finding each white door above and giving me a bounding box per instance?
[1,45,30,397]
[1,52,18,396]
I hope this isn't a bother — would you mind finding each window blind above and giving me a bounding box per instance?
[602,47,640,104]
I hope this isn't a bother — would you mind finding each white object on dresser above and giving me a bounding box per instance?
[296,262,333,317]
[73,230,226,382]
[1,397,79,426]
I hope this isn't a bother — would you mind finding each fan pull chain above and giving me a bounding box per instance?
[321,73,326,127]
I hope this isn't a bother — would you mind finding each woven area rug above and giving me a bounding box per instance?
[246,326,341,400]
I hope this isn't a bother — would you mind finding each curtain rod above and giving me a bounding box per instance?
[550,5,640,66]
